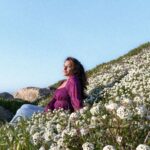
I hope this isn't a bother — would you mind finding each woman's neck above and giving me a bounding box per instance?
[66,74,75,79]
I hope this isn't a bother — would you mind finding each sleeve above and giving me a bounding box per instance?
[44,96,56,112]
[67,77,83,111]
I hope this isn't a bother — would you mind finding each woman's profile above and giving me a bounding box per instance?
[10,57,87,124]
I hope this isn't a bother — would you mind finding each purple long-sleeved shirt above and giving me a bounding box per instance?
[44,75,83,112]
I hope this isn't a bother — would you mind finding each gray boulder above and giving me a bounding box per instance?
[0,92,14,100]
[0,106,13,121]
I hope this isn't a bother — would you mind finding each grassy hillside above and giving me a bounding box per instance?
[86,42,150,77]
[0,42,150,149]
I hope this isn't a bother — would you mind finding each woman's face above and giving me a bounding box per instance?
[63,60,75,77]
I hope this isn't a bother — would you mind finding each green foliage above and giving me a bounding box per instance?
[0,97,33,114]
[0,120,38,149]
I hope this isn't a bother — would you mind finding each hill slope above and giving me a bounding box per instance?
[0,42,150,150]
[85,42,150,104]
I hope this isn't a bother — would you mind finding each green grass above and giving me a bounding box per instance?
[0,98,33,114]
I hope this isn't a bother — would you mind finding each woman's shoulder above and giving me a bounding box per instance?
[67,75,80,87]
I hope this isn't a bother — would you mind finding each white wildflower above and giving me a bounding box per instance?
[57,138,66,147]
[53,134,61,142]
[102,115,107,119]
[121,98,132,105]
[49,143,59,150]
[90,105,100,115]
[32,132,41,145]
[39,146,45,150]
[116,136,122,143]
[116,106,132,119]
[134,96,143,103]
[105,102,118,111]
[69,128,78,137]
[29,125,39,135]
[82,142,94,150]
[56,124,63,133]
[136,144,150,150]
[103,145,116,150]
[80,127,89,136]
[80,107,88,114]
[90,116,98,126]
[69,112,80,121]
[136,105,147,117]
[43,131,52,142]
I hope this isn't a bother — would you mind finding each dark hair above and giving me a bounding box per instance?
[65,57,88,99]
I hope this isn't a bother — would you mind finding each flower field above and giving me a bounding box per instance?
[0,43,150,150]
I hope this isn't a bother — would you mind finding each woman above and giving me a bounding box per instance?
[10,57,87,124]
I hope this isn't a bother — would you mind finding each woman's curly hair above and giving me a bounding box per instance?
[65,57,88,99]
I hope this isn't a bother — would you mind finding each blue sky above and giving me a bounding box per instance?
[0,0,150,93]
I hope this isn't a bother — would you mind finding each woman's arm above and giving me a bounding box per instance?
[67,76,83,111]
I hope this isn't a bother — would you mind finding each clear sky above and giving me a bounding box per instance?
[0,0,150,94]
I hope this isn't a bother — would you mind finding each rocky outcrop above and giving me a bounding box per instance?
[13,87,52,102]
[0,92,14,100]
[0,106,13,121]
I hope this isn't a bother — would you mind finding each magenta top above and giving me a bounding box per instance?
[44,75,83,112]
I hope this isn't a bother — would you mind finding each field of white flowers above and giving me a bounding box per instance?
[0,43,150,150]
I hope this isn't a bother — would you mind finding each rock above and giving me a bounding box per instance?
[13,87,52,102]
[0,106,13,121]
[0,92,14,100]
